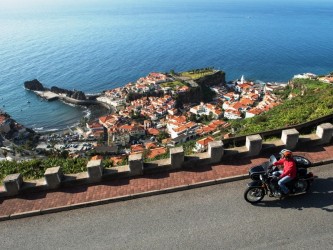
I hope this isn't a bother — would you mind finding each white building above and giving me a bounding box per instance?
[293,73,317,79]
[194,136,215,152]
[224,109,242,120]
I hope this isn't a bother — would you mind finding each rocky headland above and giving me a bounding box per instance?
[195,70,226,87]
[24,79,87,101]
[24,79,45,91]
[23,79,114,114]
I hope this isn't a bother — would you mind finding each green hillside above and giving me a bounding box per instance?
[232,78,333,135]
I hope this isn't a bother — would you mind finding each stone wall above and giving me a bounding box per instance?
[1,122,332,198]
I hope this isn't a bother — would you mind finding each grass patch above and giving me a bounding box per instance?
[160,81,185,90]
[180,69,215,80]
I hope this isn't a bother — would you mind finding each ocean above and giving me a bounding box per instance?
[0,0,332,131]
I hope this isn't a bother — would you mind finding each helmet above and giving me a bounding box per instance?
[280,149,293,159]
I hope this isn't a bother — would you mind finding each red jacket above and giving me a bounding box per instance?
[273,158,297,179]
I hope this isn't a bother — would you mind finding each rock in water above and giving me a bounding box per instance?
[71,91,86,100]
[50,86,73,96]
[24,79,45,91]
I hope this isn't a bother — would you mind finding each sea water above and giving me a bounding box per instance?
[0,0,332,131]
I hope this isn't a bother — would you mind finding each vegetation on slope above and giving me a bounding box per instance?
[232,79,333,135]
[0,158,88,181]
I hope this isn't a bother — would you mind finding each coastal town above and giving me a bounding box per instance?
[2,69,333,164]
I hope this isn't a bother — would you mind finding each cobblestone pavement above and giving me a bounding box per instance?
[1,144,333,219]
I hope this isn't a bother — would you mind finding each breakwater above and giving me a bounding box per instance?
[59,94,114,111]
[37,90,114,110]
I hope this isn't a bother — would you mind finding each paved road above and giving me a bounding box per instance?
[1,164,333,250]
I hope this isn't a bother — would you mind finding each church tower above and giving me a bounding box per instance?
[240,75,245,84]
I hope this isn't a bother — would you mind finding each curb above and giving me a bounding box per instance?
[312,158,333,167]
[0,174,249,222]
[1,160,332,222]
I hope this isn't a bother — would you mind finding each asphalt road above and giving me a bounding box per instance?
[1,164,333,250]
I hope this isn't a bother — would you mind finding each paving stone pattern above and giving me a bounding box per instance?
[1,144,333,218]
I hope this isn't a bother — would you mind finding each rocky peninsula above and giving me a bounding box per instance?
[24,79,113,110]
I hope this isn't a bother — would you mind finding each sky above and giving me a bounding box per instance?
[0,0,331,16]
[1,0,330,9]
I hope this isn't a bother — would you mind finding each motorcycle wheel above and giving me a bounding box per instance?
[244,187,265,204]
[295,179,310,193]
[306,180,311,192]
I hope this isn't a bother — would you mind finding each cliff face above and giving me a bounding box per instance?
[195,70,226,86]
[24,79,45,91]
[177,88,201,104]
[177,70,225,104]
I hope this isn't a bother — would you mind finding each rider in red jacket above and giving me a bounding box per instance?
[272,149,297,195]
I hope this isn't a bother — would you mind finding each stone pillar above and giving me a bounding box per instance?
[316,123,333,144]
[246,134,262,156]
[44,166,63,189]
[281,128,299,149]
[87,159,103,182]
[3,173,23,196]
[170,146,184,169]
[129,153,143,175]
[208,140,224,164]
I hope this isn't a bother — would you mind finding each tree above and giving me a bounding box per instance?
[103,158,113,168]
[60,150,69,159]
[142,148,152,160]
[157,131,169,142]
[208,111,214,121]
[189,113,197,122]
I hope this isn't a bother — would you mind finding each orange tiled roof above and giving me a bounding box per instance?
[230,102,246,110]
[131,144,144,153]
[239,98,254,106]
[247,108,263,115]
[237,83,252,89]
[91,155,103,161]
[110,155,127,166]
[88,122,103,129]
[225,109,242,116]
[196,136,214,146]
[211,120,225,126]
[173,125,187,133]
[203,126,214,133]
[99,114,118,124]
[147,128,160,136]
[145,142,157,149]
[168,115,187,124]
[147,147,167,159]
